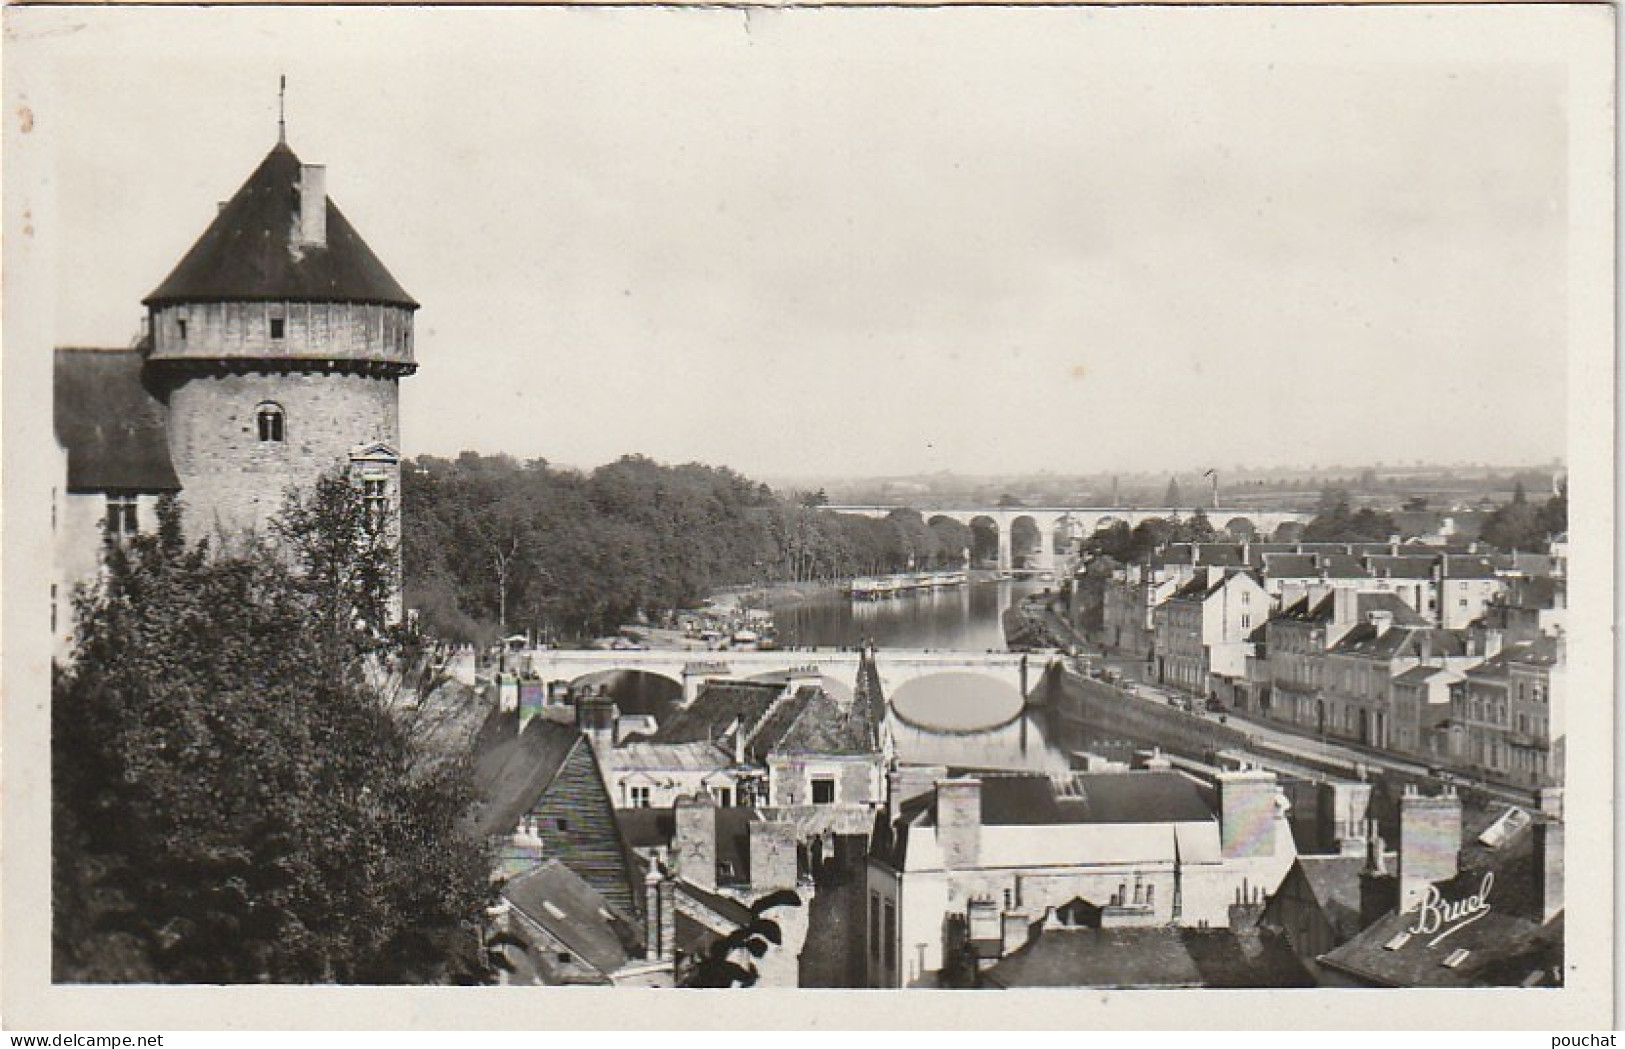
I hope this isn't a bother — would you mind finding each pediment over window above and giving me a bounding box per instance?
[348,441,400,466]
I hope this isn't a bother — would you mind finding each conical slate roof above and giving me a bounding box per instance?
[144,141,417,309]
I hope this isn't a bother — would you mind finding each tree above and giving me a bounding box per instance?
[1164,477,1182,507]
[53,493,492,984]
[1178,508,1217,544]
[273,470,399,656]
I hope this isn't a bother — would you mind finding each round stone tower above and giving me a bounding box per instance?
[141,137,418,552]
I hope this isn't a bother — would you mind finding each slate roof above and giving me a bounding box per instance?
[1261,553,1319,578]
[1292,853,1391,943]
[771,686,876,756]
[1366,555,1437,580]
[1465,637,1561,678]
[608,741,731,774]
[1443,555,1500,580]
[1393,664,1459,686]
[1319,896,1555,988]
[502,859,642,978]
[472,710,643,917]
[1317,804,1560,987]
[982,926,1312,989]
[53,348,181,493]
[1320,554,1370,579]
[650,682,784,746]
[921,771,1215,828]
[1331,626,1468,661]
[471,712,582,838]
[145,141,417,308]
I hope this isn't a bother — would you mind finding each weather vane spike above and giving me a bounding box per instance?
[278,75,287,144]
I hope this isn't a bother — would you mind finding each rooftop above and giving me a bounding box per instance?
[922,771,1216,828]
[53,347,181,493]
[983,925,1311,989]
[502,859,643,978]
[649,681,784,747]
[145,141,417,309]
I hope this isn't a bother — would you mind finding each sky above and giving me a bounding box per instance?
[9,5,1599,480]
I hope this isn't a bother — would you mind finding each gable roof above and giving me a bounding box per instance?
[1442,555,1500,580]
[53,348,181,493]
[769,686,876,757]
[650,681,783,746]
[502,859,642,977]
[145,141,417,309]
[922,771,1215,829]
[982,926,1311,989]
[1331,625,1468,661]
[1366,555,1437,580]
[1261,553,1319,579]
[1288,853,1390,943]
[1466,636,1561,678]
[471,712,583,838]
[473,711,645,917]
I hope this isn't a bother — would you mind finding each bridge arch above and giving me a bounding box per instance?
[967,515,1001,569]
[567,668,684,721]
[1009,515,1043,572]
[1224,516,1258,540]
[1272,520,1307,543]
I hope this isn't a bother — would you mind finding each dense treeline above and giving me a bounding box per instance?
[1478,482,1568,553]
[54,483,492,983]
[1081,510,1221,564]
[403,453,977,643]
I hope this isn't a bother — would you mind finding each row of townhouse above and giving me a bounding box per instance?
[1076,543,1566,789]
[1251,586,1566,789]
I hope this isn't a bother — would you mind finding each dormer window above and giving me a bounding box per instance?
[257,403,285,443]
[270,317,285,340]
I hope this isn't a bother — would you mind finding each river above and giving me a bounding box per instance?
[766,579,1128,772]
[770,579,1051,651]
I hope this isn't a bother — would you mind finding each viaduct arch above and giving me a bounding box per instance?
[824,505,1314,575]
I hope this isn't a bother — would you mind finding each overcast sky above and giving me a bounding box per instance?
[11,6,1598,479]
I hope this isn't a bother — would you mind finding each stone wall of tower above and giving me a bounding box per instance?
[148,301,415,367]
[162,368,400,546]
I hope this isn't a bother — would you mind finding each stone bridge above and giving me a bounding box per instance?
[823,505,1314,574]
[453,647,1035,704]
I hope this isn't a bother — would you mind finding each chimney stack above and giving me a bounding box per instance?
[936,778,983,870]
[1398,785,1462,913]
[298,164,327,247]
[748,819,798,891]
[674,793,718,891]
[1364,820,1387,875]
[1533,816,1564,924]
[1359,822,1399,926]
[644,871,663,962]
[1332,588,1359,644]
[1217,768,1279,859]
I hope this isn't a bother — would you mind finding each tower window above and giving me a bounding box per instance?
[105,495,138,538]
[269,317,285,340]
[256,403,285,443]
[363,476,388,529]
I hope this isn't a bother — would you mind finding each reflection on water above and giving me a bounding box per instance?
[774,580,1090,771]
[773,580,1050,651]
[889,708,1077,774]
